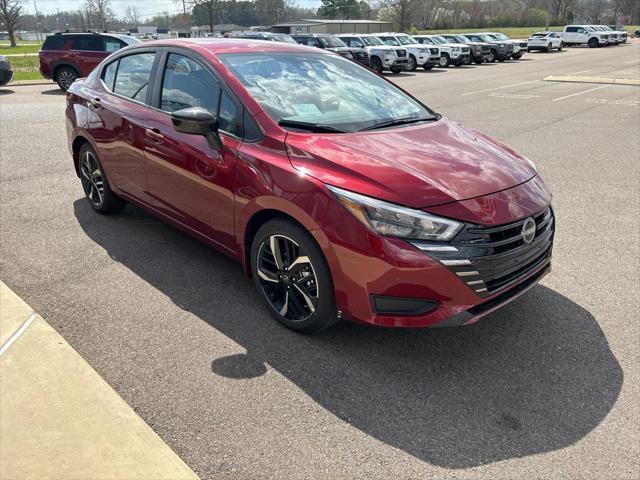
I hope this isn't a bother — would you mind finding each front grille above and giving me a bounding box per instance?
[506,44,514,52]
[461,47,469,53]
[519,41,527,48]
[429,47,438,54]
[395,49,406,57]
[354,51,369,64]
[414,207,554,298]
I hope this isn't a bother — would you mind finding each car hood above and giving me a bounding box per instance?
[285,117,537,209]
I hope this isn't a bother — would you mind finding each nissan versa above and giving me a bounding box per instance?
[65,39,554,333]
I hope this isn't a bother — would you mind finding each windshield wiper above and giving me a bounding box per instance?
[359,116,436,132]
[278,119,348,133]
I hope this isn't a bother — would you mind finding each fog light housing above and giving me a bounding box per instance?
[371,295,438,316]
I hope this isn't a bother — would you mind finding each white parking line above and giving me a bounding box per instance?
[566,69,592,75]
[461,80,539,96]
[623,59,640,64]
[489,93,541,99]
[551,84,610,102]
[585,98,640,106]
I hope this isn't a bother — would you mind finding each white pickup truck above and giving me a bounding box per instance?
[336,34,409,74]
[562,25,610,48]
[373,33,439,71]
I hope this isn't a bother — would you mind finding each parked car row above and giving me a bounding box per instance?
[561,24,628,48]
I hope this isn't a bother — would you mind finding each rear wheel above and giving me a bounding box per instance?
[558,42,563,51]
[475,57,483,64]
[547,43,552,53]
[390,66,402,74]
[56,66,78,91]
[78,143,126,214]
[487,50,496,62]
[251,219,338,333]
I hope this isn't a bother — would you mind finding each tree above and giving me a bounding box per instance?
[379,0,413,31]
[318,0,364,19]
[125,5,139,26]
[255,0,292,25]
[0,0,22,47]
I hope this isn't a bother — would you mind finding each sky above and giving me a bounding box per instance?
[32,0,322,18]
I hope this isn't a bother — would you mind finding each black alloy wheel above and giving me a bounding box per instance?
[251,219,338,333]
[78,144,126,214]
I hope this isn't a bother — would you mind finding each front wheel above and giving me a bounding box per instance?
[474,57,483,64]
[390,66,402,74]
[408,54,417,71]
[423,63,434,70]
[558,42,563,51]
[251,219,338,333]
[78,143,126,214]
[439,54,450,68]
[370,56,383,74]
[487,50,496,62]
[588,38,598,48]
[56,67,78,91]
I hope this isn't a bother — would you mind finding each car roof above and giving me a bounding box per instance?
[131,38,318,55]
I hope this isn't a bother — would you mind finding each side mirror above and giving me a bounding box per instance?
[171,107,221,149]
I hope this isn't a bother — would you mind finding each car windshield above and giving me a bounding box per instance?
[113,35,141,45]
[274,35,297,44]
[494,33,510,40]
[379,36,400,46]
[416,37,434,44]
[317,36,346,48]
[453,35,467,43]
[478,34,496,42]
[220,52,436,133]
[362,36,383,46]
[397,35,416,45]
[432,36,448,44]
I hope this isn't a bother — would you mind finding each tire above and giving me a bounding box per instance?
[487,50,496,62]
[78,143,126,214]
[558,42,563,51]
[390,66,402,74]
[546,43,552,53]
[408,54,417,71]
[423,63,434,70]
[439,54,450,68]
[474,57,483,64]
[56,66,79,91]
[370,56,383,74]
[464,56,472,65]
[588,38,598,48]
[250,219,338,333]
[527,48,532,53]
[454,61,462,67]
[498,56,505,62]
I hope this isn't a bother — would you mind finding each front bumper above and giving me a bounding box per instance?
[323,179,554,328]
[0,68,13,86]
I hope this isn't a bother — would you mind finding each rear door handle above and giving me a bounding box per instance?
[89,97,101,109]
[145,128,164,143]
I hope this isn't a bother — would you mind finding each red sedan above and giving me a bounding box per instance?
[65,39,554,333]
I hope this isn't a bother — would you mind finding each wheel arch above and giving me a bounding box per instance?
[71,135,91,177]
[53,61,80,81]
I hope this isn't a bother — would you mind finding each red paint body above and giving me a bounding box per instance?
[65,39,553,328]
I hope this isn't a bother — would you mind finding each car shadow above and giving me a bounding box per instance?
[73,199,623,469]
[41,88,64,95]
[0,88,14,95]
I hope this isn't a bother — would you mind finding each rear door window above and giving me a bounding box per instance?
[101,59,118,90]
[71,35,103,51]
[113,53,156,102]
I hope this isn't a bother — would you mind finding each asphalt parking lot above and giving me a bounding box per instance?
[1,43,638,479]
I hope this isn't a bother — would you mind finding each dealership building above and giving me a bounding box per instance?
[270,19,394,35]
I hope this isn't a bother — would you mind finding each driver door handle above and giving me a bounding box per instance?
[89,97,101,109]
[145,128,164,143]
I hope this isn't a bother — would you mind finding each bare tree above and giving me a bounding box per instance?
[0,0,22,47]
[125,5,139,26]
[379,0,413,31]
[84,0,112,31]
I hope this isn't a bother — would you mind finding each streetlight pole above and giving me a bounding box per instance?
[545,0,551,31]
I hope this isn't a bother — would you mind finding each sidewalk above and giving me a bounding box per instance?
[0,281,199,480]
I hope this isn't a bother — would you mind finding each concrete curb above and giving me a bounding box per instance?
[7,79,52,86]
[544,75,640,86]
[0,281,200,480]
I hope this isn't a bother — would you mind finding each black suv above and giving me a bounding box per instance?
[290,34,369,67]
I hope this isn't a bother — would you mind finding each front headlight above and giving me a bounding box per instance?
[419,48,428,53]
[452,47,460,51]
[326,185,462,241]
